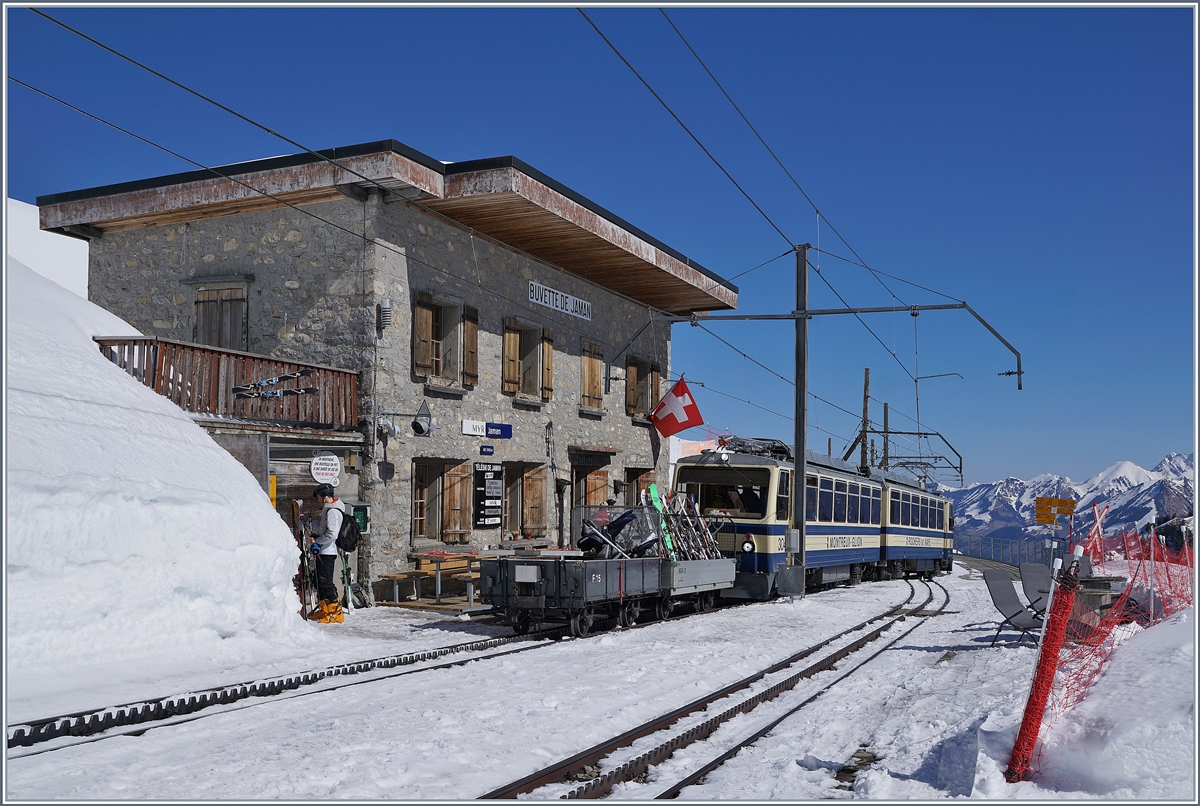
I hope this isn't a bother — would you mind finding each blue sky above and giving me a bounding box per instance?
[5,5,1194,485]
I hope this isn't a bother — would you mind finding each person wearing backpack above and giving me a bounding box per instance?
[310,483,346,623]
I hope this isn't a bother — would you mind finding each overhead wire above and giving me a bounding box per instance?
[577,7,794,249]
[7,75,674,365]
[27,7,961,459]
[659,7,907,306]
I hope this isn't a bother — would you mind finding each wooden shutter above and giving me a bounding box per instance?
[522,466,547,536]
[442,462,472,543]
[413,291,434,378]
[650,364,662,410]
[462,306,479,386]
[502,318,520,394]
[196,288,245,350]
[541,329,554,400]
[585,469,609,506]
[625,357,639,415]
[582,344,602,408]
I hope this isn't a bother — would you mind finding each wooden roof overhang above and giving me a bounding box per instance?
[37,140,736,314]
[37,141,444,235]
[428,158,736,314]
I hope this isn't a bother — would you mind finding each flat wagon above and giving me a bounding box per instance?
[479,505,735,635]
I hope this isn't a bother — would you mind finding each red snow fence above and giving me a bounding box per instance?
[1006,519,1195,782]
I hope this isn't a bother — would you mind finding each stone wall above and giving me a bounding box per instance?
[86,192,672,583]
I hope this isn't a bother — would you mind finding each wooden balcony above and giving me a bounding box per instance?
[94,336,359,430]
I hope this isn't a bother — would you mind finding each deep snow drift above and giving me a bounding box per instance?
[5,259,315,705]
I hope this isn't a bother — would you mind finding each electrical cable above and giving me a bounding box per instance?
[25,7,744,325]
[9,75,704,367]
[659,8,907,305]
[577,7,793,248]
[808,256,915,381]
[809,246,964,303]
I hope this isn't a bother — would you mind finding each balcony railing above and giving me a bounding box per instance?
[95,336,359,430]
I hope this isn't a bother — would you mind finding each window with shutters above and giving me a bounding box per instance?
[572,466,610,508]
[502,464,548,540]
[625,357,660,417]
[414,292,472,387]
[503,318,552,401]
[624,468,655,506]
[581,342,603,410]
[411,460,476,545]
[195,287,247,350]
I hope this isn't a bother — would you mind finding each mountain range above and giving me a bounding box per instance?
[941,453,1194,540]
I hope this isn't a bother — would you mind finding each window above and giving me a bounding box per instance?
[503,318,552,400]
[625,468,654,506]
[834,480,848,523]
[414,293,476,386]
[503,465,548,539]
[775,470,791,523]
[625,357,661,417]
[901,492,911,526]
[581,343,603,409]
[920,498,930,529]
[818,477,834,523]
[847,483,860,524]
[411,460,472,544]
[871,488,882,525]
[412,464,429,540]
[195,287,247,350]
[573,466,609,508]
[937,502,945,530]
[674,467,770,521]
[890,490,900,525]
[805,475,818,522]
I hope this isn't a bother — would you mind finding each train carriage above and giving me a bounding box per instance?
[672,436,953,598]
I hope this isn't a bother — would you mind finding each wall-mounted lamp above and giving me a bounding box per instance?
[376,298,393,338]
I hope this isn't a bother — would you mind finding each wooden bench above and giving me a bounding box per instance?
[451,572,482,608]
[378,571,431,603]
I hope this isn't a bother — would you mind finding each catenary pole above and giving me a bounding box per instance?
[794,244,810,593]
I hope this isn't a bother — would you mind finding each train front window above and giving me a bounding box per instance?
[806,475,818,522]
[847,483,860,523]
[818,478,833,522]
[675,467,771,520]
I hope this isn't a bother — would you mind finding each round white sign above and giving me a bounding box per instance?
[310,452,342,487]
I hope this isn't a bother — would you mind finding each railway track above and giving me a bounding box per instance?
[479,579,929,799]
[6,591,756,756]
[6,626,567,752]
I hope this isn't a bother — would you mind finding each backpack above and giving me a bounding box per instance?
[335,507,361,553]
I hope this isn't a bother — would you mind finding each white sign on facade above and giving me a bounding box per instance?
[310,452,342,486]
[462,419,487,436]
[529,281,592,321]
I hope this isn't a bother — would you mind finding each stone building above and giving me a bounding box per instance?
[38,139,737,594]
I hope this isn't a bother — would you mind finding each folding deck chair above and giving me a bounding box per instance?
[983,569,1043,646]
[1019,562,1053,617]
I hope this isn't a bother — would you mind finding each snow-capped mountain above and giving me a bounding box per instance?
[945,454,1194,538]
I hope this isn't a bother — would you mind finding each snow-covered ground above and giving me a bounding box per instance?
[4,212,1196,800]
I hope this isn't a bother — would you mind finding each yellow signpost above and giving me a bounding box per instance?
[1034,496,1078,558]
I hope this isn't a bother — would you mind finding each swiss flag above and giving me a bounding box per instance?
[649,377,704,437]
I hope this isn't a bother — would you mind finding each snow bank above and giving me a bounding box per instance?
[1034,609,1195,798]
[5,259,308,680]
